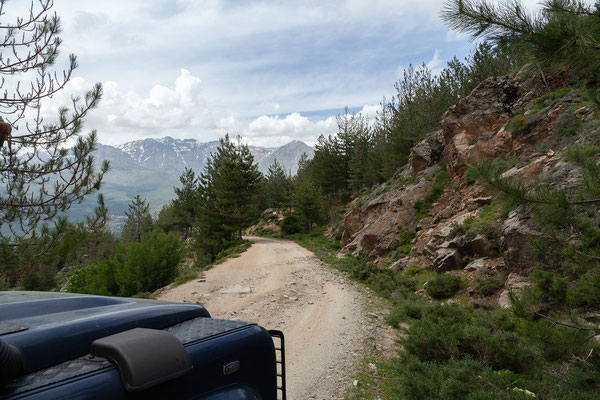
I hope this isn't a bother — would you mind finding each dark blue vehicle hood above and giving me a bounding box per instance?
[0,291,210,374]
[0,292,280,400]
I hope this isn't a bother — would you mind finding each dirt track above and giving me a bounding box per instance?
[158,236,379,399]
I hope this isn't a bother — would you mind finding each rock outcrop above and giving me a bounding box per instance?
[338,68,595,307]
[341,172,434,257]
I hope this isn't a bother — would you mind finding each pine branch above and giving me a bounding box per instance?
[535,312,600,341]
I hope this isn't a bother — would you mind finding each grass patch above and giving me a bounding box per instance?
[533,87,572,110]
[475,276,504,296]
[388,230,415,261]
[292,230,425,300]
[171,269,202,288]
[449,202,504,239]
[215,240,252,262]
[414,166,450,220]
[252,227,282,238]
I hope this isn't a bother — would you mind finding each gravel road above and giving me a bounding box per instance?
[158,236,381,400]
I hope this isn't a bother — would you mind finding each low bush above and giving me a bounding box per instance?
[475,276,504,296]
[374,296,600,400]
[69,230,183,297]
[425,273,463,299]
[533,87,571,110]
[387,301,427,327]
[389,230,416,260]
[505,114,532,135]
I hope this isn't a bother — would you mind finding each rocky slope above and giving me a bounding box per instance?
[339,69,598,308]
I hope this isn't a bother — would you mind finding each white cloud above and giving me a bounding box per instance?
[358,104,381,121]
[426,49,444,76]
[33,70,240,145]
[244,113,337,147]
[9,0,491,147]
[35,69,344,148]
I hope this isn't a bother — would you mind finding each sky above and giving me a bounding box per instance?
[7,0,543,147]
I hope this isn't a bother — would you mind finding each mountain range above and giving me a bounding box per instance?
[68,137,314,230]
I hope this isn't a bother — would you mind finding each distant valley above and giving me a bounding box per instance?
[69,137,314,230]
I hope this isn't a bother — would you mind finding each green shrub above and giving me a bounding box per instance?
[531,269,568,305]
[390,230,416,260]
[68,259,119,296]
[403,305,539,373]
[281,213,307,234]
[554,110,581,137]
[505,114,531,135]
[533,87,571,110]
[519,318,589,362]
[403,264,423,277]
[475,276,503,296]
[426,273,463,299]
[387,354,511,400]
[568,273,600,307]
[68,230,183,297]
[114,231,183,296]
[464,165,479,185]
[387,301,426,327]
[20,264,57,291]
[215,240,251,261]
[414,167,449,220]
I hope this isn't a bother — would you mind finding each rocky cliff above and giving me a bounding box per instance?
[339,69,597,308]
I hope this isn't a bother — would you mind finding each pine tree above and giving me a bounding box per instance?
[311,134,346,198]
[293,178,325,232]
[0,1,107,245]
[442,0,600,84]
[196,134,261,257]
[170,168,199,236]
[265,159,291,208]
[121,195,153,244]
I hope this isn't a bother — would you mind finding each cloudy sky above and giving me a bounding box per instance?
[8,0,542,147]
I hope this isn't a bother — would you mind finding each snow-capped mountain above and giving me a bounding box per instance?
[67,138,314,231]
[115,136,313,175]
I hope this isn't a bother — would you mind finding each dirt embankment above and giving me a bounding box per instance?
[158,236,391,400]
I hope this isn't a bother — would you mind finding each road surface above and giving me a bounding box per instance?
[158,236,377,399]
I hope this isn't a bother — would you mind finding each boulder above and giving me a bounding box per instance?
[441,76,520,178]
[464,258,486,272]
[497,273,532,309]
[433,248,463,271]
[341,171,433,256]
[408,130,444,175]
[466,234,498,258]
